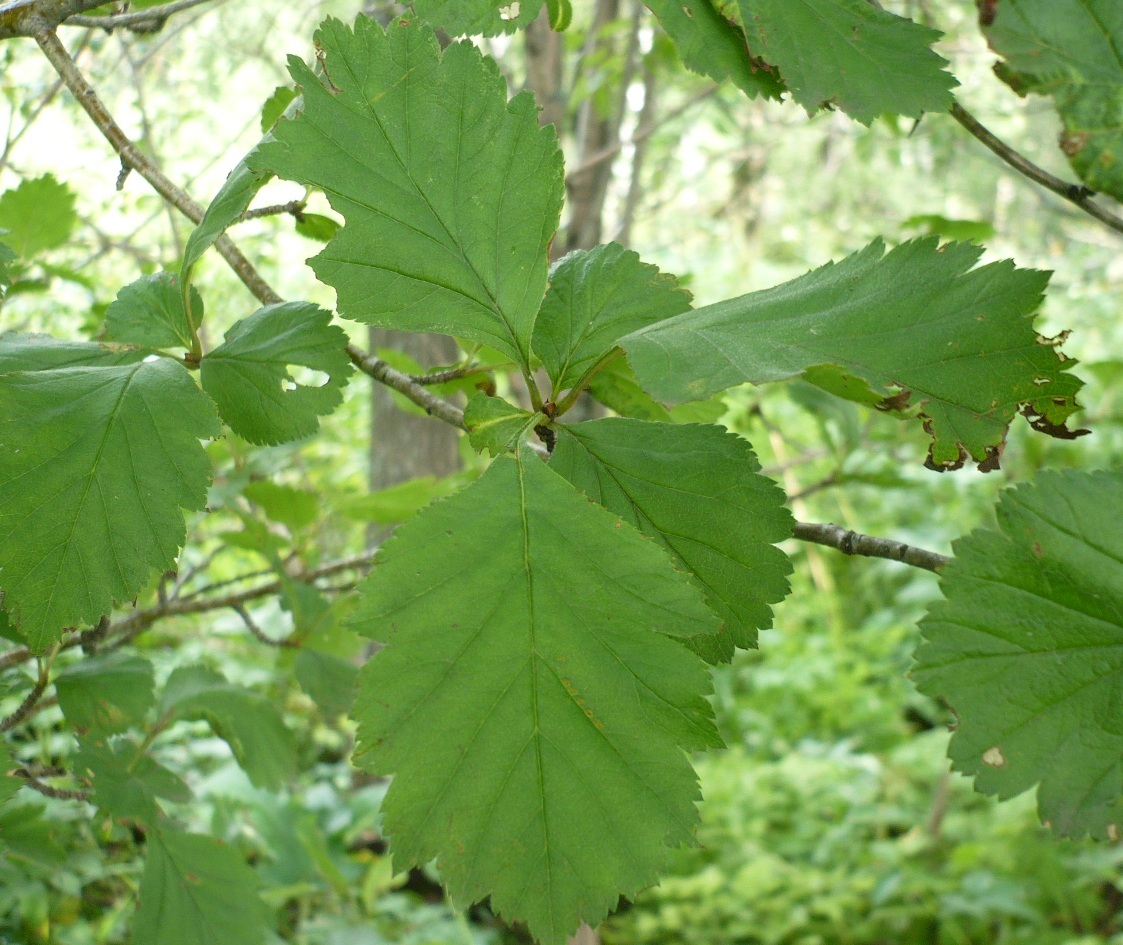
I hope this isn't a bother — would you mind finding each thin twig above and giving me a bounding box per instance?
[238,200,306,223]
[232,603,297,649]
[411,363,498,386]
[63,0,215,30]
[949,102,1123,237]
[347,344,468,430]
[0,667,49,732]
[12,768,89,802]
[29,22,281,304]
[792,521,949,573]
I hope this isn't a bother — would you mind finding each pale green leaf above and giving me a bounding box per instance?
[0,175,77,260]
[0,360,219,651]
[294,213,339,242]
[55,652,155,734]
[260,85,297,132]
[645,0,784,100]
[134,828,267,945]
[334,474,465,525]
[243,480,319,531]
[463,392,538,455]
[103,272,199,351]
[553,419,792,662]
[533,243,692,395]
[736,0,956,123]
[0,741,20,806]
[621,238,1085,471]
[352,447,721,944]
[412,0,544,36]
[0,242,15,297]
[985,0,1123,202]
[0,332,145,373]
[200,301,352,445]
[295,650,358,718]
[251,17,564,367]
[75,737,191,823]
[913,469,1123,839]
[160,665,296,790]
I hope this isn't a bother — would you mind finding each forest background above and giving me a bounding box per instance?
[1,0,1123,943]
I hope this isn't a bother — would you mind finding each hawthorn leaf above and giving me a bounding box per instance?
[621,238,1085,472]
[412,0,544,36]
[242,480,319,531]
[552,419,792,662]
[251,17,564,367]
[295,650,358,719]
[260,84,296,132]
[736,0,956,123]
[463,393,538,456]
[134,827,267,945]
[586,356,725,424]
[985,0,1123,202]
[103,272,199,351]
[533,243,692,396]
[160,665,296,790]
[644,0,784,100]
[0,242,14,297]
[200,301,352,445]
[294,213,340,242]
[351,446,721,945]
[912,469,1123,839]
[0,332,146,373]
[76,737,192,823]
[0,360,219,651]
[55,652,155,734]
[0,174,77,260]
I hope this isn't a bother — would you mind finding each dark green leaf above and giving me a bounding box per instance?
[160,665,296,790]
[985,0,1123,201]
[533,243,692,396]
[55,652,155,734]
[0,360,219,650]
[75,737,191,823]
[103,272,199,351]
[0,175,77,260]
[645,0,784,100]
[252,17,564,367]
[200,301,352,445]
[352,446,720,944]
[912,469,1123,839]
[134,828,267,945]
[0,241,14,297]
[622,238,1085,471]
[736,0,956,123]
[463,392,538,456]
[553,419,792,662]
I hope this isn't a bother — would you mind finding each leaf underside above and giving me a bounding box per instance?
[621,238,1085,472]
[912,469,1123,839]
[351,447,722,945]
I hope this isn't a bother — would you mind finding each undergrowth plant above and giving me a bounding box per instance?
[0,1,1121,943]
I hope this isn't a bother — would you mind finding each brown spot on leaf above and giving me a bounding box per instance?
[977,445,1002,473]
[878,388,912,413]
[1020,403,1090,440]
[1060,131,1091,157]
[1032,541,1044,558]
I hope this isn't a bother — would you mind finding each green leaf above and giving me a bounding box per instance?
[242,480,318,531]
[985,0,1123,202]
[0,332,146,372]
[252,17,564,368]
[645,0,784,100]
[903,214,996,244]
[295,650,358,718]
[293,212,339,242]
[352,447,721,944]
[55,653,155,734]
[736,0,956,123]
[134,827,267,945]
[912,469,1123,839]
[0,741,21,806]
[160,665,296,790]
[0,175,77,260]
[334,474,465,525]
[0,241,15,297]
[621,238,1085,471]
[103,272,200,351]
[463,393,538,456]
[260,84,296,132]
[411,0,544,36]
[200,301,352,445]
[75,737,191,823]
[552,419,792,662]
[0,360,219,650]
[533,243,692,396]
